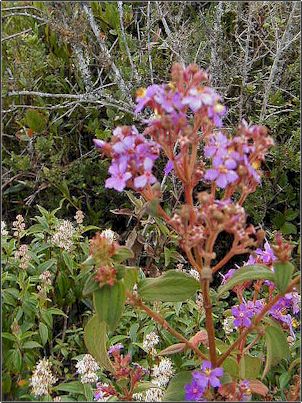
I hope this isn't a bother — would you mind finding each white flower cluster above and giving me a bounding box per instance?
[176,264,200,281]
[51,220,75,251]
[15,244,31,269]
[133,358,174,402]
[74,210,84,224]
[37,270,53,298]
[223,316,235,335]
[142,331,160,354]
[12,214,26,237]
[101,229,117,243]
[30,358,57,397]
[188,268,200,281]
[75,354,100,384]
[1,221,8,236]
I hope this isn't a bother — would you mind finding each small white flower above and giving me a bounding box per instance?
[101,229,117,243]
[74,210,84,224]
[188,269,200,281]
[223,316,235,335]
[151,357,174,387]
[15,244,30,270]
[76,354,99,384]
[143,332,160,353]
[51,220,75,251]
[1,221,8,236]
[30,358,57,397]
[12,214,26,237]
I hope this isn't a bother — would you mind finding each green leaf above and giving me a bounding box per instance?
[133,381,159,393]
[123,267,139,290]
[242,355,262,379]
[112,246,134,263]
[24,109,48,133]
[54,381,84,394]
[22,341,42,349]
[281,222,297,235]
[93,281,126,331]
[138,270,199,302]
[84,315,114,372]
[163,371,192,401]
[262,324,290,379]
[223,356,239,378]
[217,265,275,298]
[83,274,99,297]
[273,261,294,293]
[47,308,68,317]
[279,372,291,389]
[39,323,48,346]
[11,349,22,372]
[62,251,76,274]
[285,210,299,221]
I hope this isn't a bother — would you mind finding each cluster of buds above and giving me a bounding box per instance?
[89,232,118,266]
[94,344,147,401]
[94,266,117,288]
[218,379,252,401]
[12,214,26,237]
[272,232,294,262]
[15,244,31,269]
[74,210,84,225]
[37,270,53,298]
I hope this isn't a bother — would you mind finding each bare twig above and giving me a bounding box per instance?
[117,2,140,84]
[146,2,154,83]
[82,3,131,101]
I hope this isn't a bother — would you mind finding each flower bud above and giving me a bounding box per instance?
[197,191,211,205]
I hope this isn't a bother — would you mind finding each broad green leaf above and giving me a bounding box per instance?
[242,355,262,379]
[11,349,22,372]
[217,265,275,298]
[138,270,199,302]
[281,222,297,235]
[54,381,84,394]
[262,324,290,379]
[273,261,294,294]
[112,246,134,263]
[47,308,67,317]
[223,356,239,378]
[279,372,291,389]
[93,281,126,331]
[22,341,42,349]
[84,315,114,372]
[39,323,48,346]
[83,274,99,297]
[163,371,192,401]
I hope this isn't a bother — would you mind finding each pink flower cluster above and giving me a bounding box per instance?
[204,122,274,190]
[94,126,160,192]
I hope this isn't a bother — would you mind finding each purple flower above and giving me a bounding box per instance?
[254,241,276,265]
[220,269,236,285]
[285,291,301,314]
[135,85,163,113]
[204,155,238,188]
[242,156,261,183]
[193,361,224,389]
[231,303,254,328]
[108,343,124,355]
[204,132,228,158]
[164,159,174,175]
[134,157,157,189]
[184,380,205,401]
[105,161,132,192]
[155,90,183,113]
[93,139,105,149]
[239,380,252,401]
[112,135,136,156]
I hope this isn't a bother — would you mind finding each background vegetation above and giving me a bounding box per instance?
[2,1,300,236]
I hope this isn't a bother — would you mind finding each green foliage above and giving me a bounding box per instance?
[138,270,200,302]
